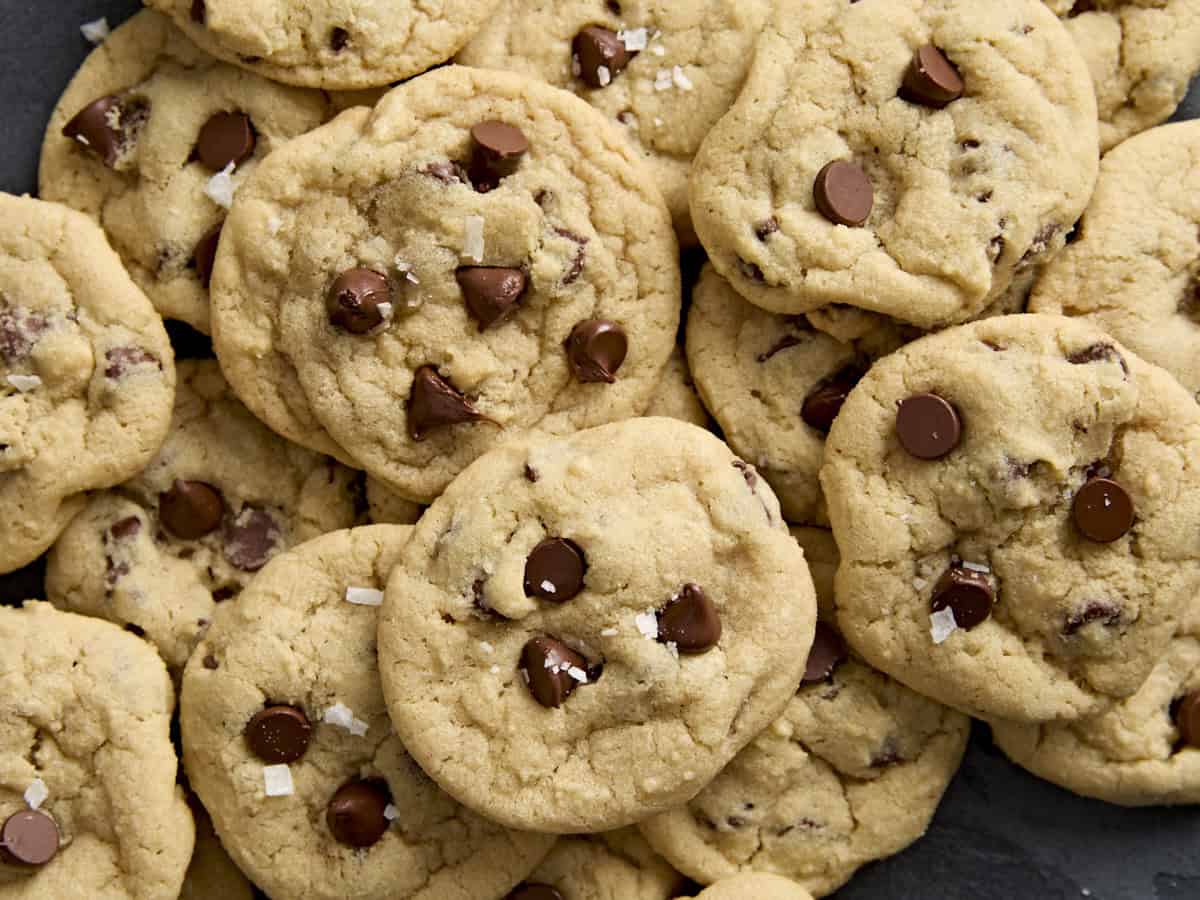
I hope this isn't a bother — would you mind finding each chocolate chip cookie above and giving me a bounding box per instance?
[39,11,334,335]
[0,194,175,575]
[213,65,680,504]
[456,0,772,241]
[378,418,817,832]
[1029,120,1200,403]
[0,602,193,898]
[821,314,1200,723]
[181,526,553,899]
[690,0,1099,329]
[508,830,685,900]
[45,360,359,671]
[685,874,815,900]
[365,477,423,526]
[145,0,502,89]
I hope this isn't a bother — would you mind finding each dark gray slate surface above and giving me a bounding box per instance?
[1,3,1198,898]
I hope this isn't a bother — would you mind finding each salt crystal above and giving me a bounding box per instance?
[597,65,612,87]
[600,627,618,637]
[672,66,694,91]
[618,28,648,52]
[961,560,990,574]
[6,374,42,393]
[263,764,294,797]
[267,215,283,235]
[345,586,384,607]
[479,641,494,654]
[324,702,369,736]
[930,607,958,645]
[204,162,238,209]
[80,17,110,44]
[462,216,485,263]
[24,779,48,810]
[384,804,399,821]
[654,69,674,91]
[634,610,659,640]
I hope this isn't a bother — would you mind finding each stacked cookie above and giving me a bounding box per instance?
[1,0,1199,897]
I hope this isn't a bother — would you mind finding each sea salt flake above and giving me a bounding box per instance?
[930,607,958,645]
[618,28,648,51]
[324,702,369,736]
[6,374,42,393]
[80,17,110,44]
[961,560,990,574]
[463,216,485,262]
[479,641,494,654]
[672,66,694,91]
[345,586,384,607]
[567,666,588,683]
[600,627,618,637]
[597,65,612,87]
[384,804,399,821]
[263,764,294,797]
[24,779,48,810]
[654,69,674,91]
[634,610,659,640]
[651,44,666,56]
[540,580,557,594]
[376,302,394,322]
[267,215,283,235]
[204,162,239,209]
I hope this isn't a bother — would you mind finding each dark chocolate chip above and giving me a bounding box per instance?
[0,810,59,868]
[421,160,469,185]
[192,222,223,289]
[1063,601,1123,636]
[1174,691,1200,748]
[931,565,994,630]
[802,366,862,433]
[468,121,529,192]
[124,623,146,637]
[159,480,224,540]
[895,393,962,460]
[520,636,589,708]
[195,112,256,172]
[524,538,587,603]
[222,506,280,572]
[326,268,391,334]
[573,26,634,89]
[104,346,160,378]
[244,705,312,764]
[755,217,780,241]
[1067,342,1128,375]
[108,516,142,541]
[756,335,801,363]
[190,0,206,23]
[202,654,219,670]
[330,27,350,51]
[657,584,721,654]
[565,320,627,383]
[802,622,847,684]
[900,45,964,108]
[553,227,589,285]
[456,267,528,330]
[508,884,565,900]
[1072,478,1134,544]
[524,464,540,483]
[327,779,391,848]
[732,459,758,488]
[62,95,125,167]
[814,160,873,227]
[407,366,484,441]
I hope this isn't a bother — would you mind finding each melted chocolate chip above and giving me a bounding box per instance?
[0,307,48,364]
[802,366,862,433]
[1174,691,1200,748]
[732,459,758,488]
[330,27,350,51]
[554,227,589,285]
[802,622,848,684]
[755,217,780,240]
[244,705,312,764]
[108,516,142,541]
[327,779,391,848]
[407,366,484,441]
[524,538,587,603]
[895,393,962,460]
[190,0,206,23]
[757,335,802,363]
[1063,601,1123,636]
[520,636,589,708]
[192,222,223,289]
[456,267,528,330]
[565,320,627,383]
[195,112,255,172]
[222,507,280,572]
[421,160,469,185]
[657,584,721,654]
[104,346,160,378]
[160,480,224,540]
[899,45,964,108]
[508,884,565,900]
[468,121,529,192]
[1067,342,1129,375]
[202,654,219,670]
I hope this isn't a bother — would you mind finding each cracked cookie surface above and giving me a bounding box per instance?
[1029,120,1200,403]
[0,194,174,575]
[689,0,1098,329]
[181,525,553,900]
[39,11,334,335]
[821,314,1200,723]
[510,829,685,900]
[0,602,193,899]
[45,360,359,672]
[456,0,771,241]
[378,418,817,832]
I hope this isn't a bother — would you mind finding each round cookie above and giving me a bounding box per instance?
[378,417,817,833]
[690,0,1099,329]
[456,0,772,241]
[0,602,193,898]
[181,526,553,900]
[180,805,254,900]
[39,11,334,335]
[45,360,359,671]
[145,0,502,89]
[213,65,680,504]
[821,314,1200,723]
[0,194,175,575]
[684,874,815,900]
[508,829,685,900]
[642,348,708,427]
[789,527,838,621]
[1029,120,1200,403]
[365,477,424,525]
[1044,0,1200,150]
[686,265,910,524]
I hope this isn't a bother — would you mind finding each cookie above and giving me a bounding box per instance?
[821,314,1200,723]
[39,11,333,335]
[456,0,771,241]
[181,526,553,899]
[690,0,1098,329]
[684,873,814,900]
[0,194,175,575]
[365,477,423,525]
[1045,0,1200,150]
[45,360,359,671]
[0,602,193,898]
[789,527,839,621]
[145,0,501,89]
[639,540,970,897]
[686,264,910,524]
[1029,120,1200,403]
[991,610,1200,806]
[212,65,680,504]
[378,417,817,832]
[180,806,254,900]
[642,348,708,427]
[508,829,685,900]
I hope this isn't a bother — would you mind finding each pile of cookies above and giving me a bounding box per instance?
[2,0,1199,897]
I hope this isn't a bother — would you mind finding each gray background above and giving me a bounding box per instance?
[2,3,1199,898]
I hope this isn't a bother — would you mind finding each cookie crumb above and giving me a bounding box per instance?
[654,69,673,91]
[80,17,110,44]
[23,779,48,810]
[463,216,485,263]
[597,65,612,87]
[6,374,42,393]
[930,607,958,644]
[323,702,369,737]
[672,66,694,91]
[345,586,384,607]
[262,764,294,797]
[489,665,500,675]
[600,627,619,637]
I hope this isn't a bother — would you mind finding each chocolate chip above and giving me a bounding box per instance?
[195,112,256,172]
[1072,478,1134,544]
[159,480,224,540]
[330,27,350,51]
[520,636,589,708]
[657,584,721,654]
[202,654,219,670]
[896,393,962,460]
[192,222,223,289]
[565,320,627,383]
[1063,601,1122,636]
[802,622,847,684]
[124,623,146,637]
[0,810,59,869]
[190,0,205,23]
[1174,692,1200,748]
[244,705,312,764]
[468,121,529,192]
[508,884,565,900]
[327,779,391,848]
[524,538,587,602]
[421,160,469,185]
[407,366,484,441]
[104,346,160,378]
[553,227,589,285]
[108,516,142,541]
[756,335,802,363]
[573,26,634,89]
[326,268,391,334]
[802,366,862,433]
[1067,342,1128,375]
[62,95,125,167]
[814,160,873,227]
[222,507,280,572]
[931,566,994,630]
[0,307,47,364]
[456,267,528,330]
[899,45,964,108]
